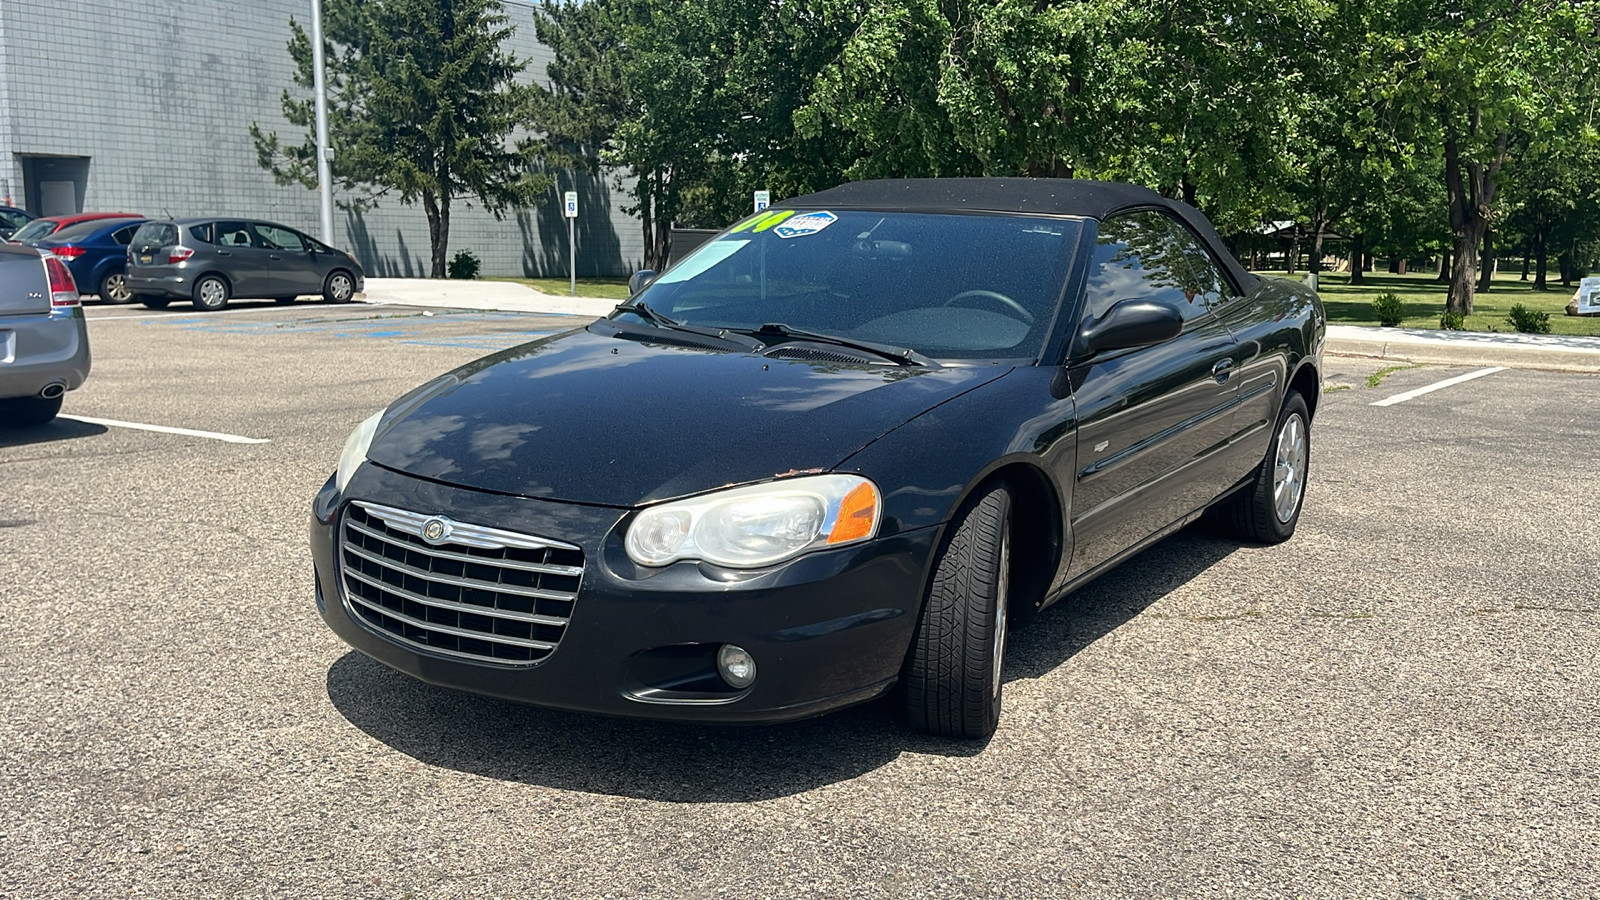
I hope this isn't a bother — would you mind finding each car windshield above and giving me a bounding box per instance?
[629,210,1081,361]
[10,219,57,243]
[0,209,30,229]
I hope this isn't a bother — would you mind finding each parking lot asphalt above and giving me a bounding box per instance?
[2,299,1597,898]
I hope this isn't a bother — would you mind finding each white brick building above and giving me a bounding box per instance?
[0,0,642,277]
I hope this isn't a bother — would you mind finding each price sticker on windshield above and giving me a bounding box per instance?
[773,211,837,239]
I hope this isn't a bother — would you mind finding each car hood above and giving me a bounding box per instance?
[364,327,1011,506]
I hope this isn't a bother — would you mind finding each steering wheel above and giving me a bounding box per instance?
[942,289,1034,325]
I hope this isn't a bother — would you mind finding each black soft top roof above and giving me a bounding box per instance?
[783,177,1259,293]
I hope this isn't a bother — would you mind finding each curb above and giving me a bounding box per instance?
[1325,333,1600,374]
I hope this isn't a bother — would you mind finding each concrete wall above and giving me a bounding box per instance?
[0,0,642,277]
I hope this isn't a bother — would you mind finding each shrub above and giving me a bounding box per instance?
[1371,292,1404,327]
[448,249,481,280]
[1506,303,1552,334]
[1439,311,1466,330]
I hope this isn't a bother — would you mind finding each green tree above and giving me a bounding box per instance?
[536,0,860,269]
[800,1,1325,232]
[1363,1,1598,315]
[251,0,550,278]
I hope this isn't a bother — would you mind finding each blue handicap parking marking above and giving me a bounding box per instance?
[140,312,559,345]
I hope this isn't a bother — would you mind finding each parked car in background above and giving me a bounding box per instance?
[0,244,90,426]
[0,207,34,240]
[30,217,148,303]
[311,178,1325,740]
[9,212,143,245]
[125,218,364,311]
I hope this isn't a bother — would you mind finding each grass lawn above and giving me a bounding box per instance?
[1264,268,1600,336]
[491,276,632,301]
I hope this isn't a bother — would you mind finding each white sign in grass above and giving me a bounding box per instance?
[1580,276,1600,314]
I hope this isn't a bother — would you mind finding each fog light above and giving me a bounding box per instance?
[716,644,757,689]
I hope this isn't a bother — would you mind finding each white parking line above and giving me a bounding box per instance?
[60,415,270,444]
[1371,366,1507,407]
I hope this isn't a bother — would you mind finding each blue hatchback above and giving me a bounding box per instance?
[28,216,149,303]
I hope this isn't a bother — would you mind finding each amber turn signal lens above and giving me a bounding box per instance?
[827,481,879,544]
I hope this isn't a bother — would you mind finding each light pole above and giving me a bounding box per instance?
[310,0,334,246]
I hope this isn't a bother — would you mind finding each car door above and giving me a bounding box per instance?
[254,222,323,297]
[208,220,275,298]
[1059,210,1244,578]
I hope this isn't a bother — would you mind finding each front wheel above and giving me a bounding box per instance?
[99,271,134,304]
[193,275,230,311]
[904,484,1013,739]
[323,270,355,303]
[0,394,63,427]
[1226,391,1310,543]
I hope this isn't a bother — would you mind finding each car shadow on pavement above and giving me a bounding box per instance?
[0,417,107,448]
[325,523,1240,803]
[1004,524,1241,681]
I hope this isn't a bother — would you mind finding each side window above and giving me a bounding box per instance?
[1078,211,1206,333]
[214,221,256,248]
[112,226,137,246]
[256,224,307,251]
[190,223,214,244]
[1165,221,1237,309]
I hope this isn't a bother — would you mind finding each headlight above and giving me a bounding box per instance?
[335,411,383,494]
[625,474,881,568]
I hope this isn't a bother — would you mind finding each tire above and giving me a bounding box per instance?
[904,484,1013,739]
[0,394,63,427]
[1226,391,1310,543]
[323,270,355,303]
[193,274,230,311]
[99,271,134,304]
[137,295,171,309]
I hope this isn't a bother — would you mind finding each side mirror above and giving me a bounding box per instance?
[1080,300,1184,354]
[628,269,658,295]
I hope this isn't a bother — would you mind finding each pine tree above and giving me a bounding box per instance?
[251,0,550,278]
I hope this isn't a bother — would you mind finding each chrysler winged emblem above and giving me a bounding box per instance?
[421,516,453,545]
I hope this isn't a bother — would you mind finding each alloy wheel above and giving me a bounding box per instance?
[1273,413,1307,523]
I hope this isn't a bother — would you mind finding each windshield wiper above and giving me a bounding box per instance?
[740,323,938,368]
[613,300,680,327]
[607,302,764,351]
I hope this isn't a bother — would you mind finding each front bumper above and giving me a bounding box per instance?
[311,464,941,724]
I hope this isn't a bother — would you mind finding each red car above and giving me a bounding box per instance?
[9,212,143,245]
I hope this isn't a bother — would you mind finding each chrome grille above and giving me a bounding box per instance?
[339,501,584,665]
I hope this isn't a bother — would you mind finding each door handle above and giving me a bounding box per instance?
[1211,358,1235,383]
[269,254,283,260]
[217,250,232,256]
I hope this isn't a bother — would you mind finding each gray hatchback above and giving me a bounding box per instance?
[0,243,90,426]
[124,218,365,311]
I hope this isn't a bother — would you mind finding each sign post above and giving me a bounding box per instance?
[564,191,578,296]
[754,190,770,213]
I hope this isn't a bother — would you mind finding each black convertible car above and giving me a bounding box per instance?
[311,179,1324,739]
